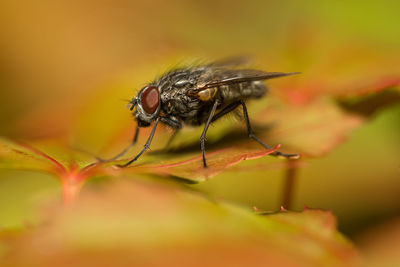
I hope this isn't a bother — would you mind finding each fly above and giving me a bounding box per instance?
[104,59,300,168]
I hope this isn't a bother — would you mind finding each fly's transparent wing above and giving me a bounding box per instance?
[196,69,300,90]
[208,56,252,68]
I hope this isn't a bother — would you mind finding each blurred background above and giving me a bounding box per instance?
[0,0,400,253]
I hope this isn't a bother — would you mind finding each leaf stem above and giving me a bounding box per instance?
[281,159,299,210]
[61,176,83,205]
[60,163,88,205]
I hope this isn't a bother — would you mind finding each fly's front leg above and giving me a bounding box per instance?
[117,118,160,167]
[97,125,140,162]
[240,100,299,159]
[200,99,220,168]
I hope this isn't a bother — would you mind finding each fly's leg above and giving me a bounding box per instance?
[240,100,299,159]
[97,125,140,162]
[211,101,241,123]
[200,99,220,168]
[209,100,299,159]
[117,118,160,167]
[164,130,179,149]
[160,116,182,150]
[147,130,179,155]
[160,116,182,130]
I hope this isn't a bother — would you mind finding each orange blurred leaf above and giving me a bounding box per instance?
[0,179,361,267]
[253,99,364,157]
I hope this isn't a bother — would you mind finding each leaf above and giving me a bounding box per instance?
[253,98,365,157]
[0,138,97,173]
[118,144,280,182]
[0,136,285,203]
[277,75,400,107]
[0,179,360,267]
[337,87,400,118]
[0,138,63,175]
[0,138,105,203]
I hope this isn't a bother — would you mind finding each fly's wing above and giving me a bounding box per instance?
[188,68,299,101]
[208,56,252,68]
[196,69,300,90]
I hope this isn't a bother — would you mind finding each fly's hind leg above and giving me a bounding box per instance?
[200,99,220,168]
[240,100,299,159]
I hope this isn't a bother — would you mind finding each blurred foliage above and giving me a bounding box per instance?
[357,218,400,267]
[1,0,400,266]
[0,179,360,267]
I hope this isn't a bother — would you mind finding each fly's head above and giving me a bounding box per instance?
[128,85,161,127]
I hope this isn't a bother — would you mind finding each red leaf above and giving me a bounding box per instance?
[114,144,281,182]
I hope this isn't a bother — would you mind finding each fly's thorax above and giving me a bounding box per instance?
[160,87,201,117]
[197,87,218,101]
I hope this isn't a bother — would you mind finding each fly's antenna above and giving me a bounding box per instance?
[127,98,138,111]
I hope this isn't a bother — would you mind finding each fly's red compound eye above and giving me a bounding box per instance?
[141,86,159,114]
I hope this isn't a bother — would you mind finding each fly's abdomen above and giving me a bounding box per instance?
[219,80,267,103]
